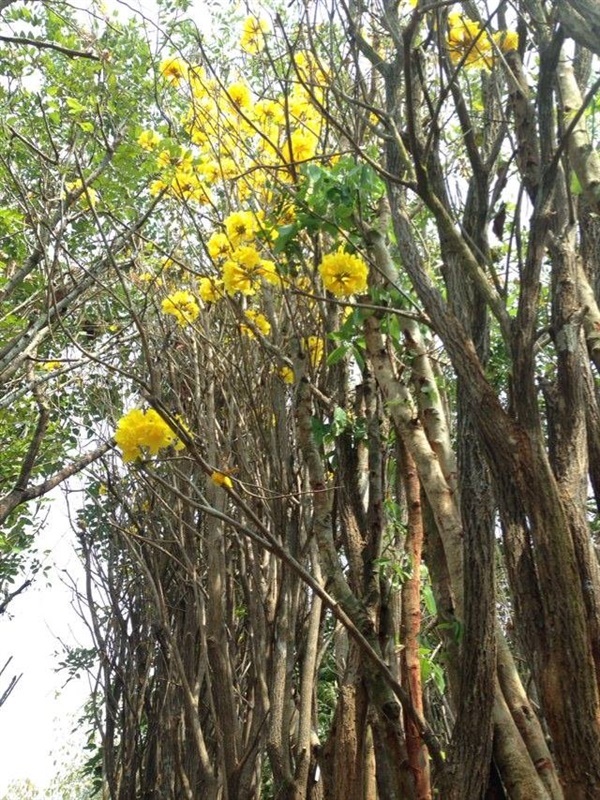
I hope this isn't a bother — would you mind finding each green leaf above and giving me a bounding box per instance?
[326,344,349,366]
[423,584,437,615]
[570,170,583,196]
[66,96,86,114]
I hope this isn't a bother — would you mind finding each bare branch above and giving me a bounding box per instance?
[0,34,100,60]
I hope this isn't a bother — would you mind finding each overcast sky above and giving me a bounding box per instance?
[0,494,93,793]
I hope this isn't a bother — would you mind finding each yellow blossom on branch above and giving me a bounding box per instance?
[319,249,369,297]
[211,470,233,489]
[221,246,275,296]
[240,16,269,55]
[277,365,294,384]
[114,408,184,462]
[233,245,263,271]
[161,290,200,326]
[285,129,318,164]
[493,29,519,53]
[137,130,161,150]
[198,276,224,303]
[149,179,168,196]
[305,336,325,368]
[40,360,62,371]
[253,98,284,128]
[225,81,252,111]
[224,210,260,245]
[198,159,222,184]
[241,309,271,338]
[223,259,258,296]
[170,171,211,204]
[447,13,493,68]
[207,231,232,261]
[159,56,188,84]
[257,259,280,285]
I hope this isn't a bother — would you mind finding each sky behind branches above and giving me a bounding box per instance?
[0,495,92,793]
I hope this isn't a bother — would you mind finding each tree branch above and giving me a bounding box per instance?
[0,34,99,60]
[0,442,112,528]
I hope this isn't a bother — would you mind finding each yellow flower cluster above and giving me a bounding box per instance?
[198,276,223,303]
[241,309,271,338]
[40,360,62,371]
[159,57,188,84]
[174,49,327,206]
[225,210,261,245]
[447,13,519,69]
[161,290,200,326]
[114,408,185,462]
[222,245,278,296]
[65,179,98,209]
[211,470,233,489]
[146,146,212,205]
[305,336,324,368]
[144,42,337,373]
[240,16,269,55]
[319,249,369,297]
[277,365,294,384]
[138,130,161,150]
[207,231,231,261]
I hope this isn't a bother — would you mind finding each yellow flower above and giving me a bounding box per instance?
[226,81,252,110]
[222,260,258,296]
[149,179,168,196]
[40,360,62,371]
[241,309,271,338]
[218,157,241,180]
[221,244,273,295]
[258,259,280,285]
[278,365,294,384]
[447,13,493,68]
[253,98,284,128]
[159,57,187,84]
[285,130,318,163]
[288,93,317,124]
[207,231,232,260]
[211,470,233,489]
[161,290,200,326]
[65,179,98,209]
[234,245,262,270]
[114,408,183,462]
[171,171,211,203]
[137,130,161,150]
[493,29,519,53]
[198,276,224,303]
[224,210,260,245]
[198,159,222,183]
[305,336,324,368]
[240,16,269,54]
[319,249,369,297]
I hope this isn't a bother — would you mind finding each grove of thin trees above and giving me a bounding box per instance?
[2,1,600,798]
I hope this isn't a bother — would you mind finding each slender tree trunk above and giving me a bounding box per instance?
[398,442,431,799]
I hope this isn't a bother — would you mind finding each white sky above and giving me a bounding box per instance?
[0,494,92,793]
